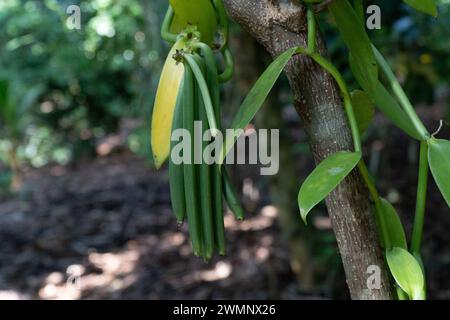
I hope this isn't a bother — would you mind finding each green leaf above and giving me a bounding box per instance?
[386,247,425,300]
[371,82,422,140]
[413,252,425,273]
[220,47,297,163]
[351,90,374,134]
[298,151,362,222]
[350,55,421,140]
[372,45,429,139]
[329,0,378,94]
[428,138,450,208]
[404,0,438,17]
[379,199,407,250]
[169,0,218,44]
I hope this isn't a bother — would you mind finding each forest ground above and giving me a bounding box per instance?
[0,106,449,300]
[0,152,320,300]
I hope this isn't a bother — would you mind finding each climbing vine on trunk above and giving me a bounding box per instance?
[150,0,448,300]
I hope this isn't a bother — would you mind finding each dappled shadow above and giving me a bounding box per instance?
[0,152,317,300]
[1,104,450,299]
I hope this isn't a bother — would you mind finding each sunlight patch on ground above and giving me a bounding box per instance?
[197,261,233,282]
[38,245,141,300]
[0,290,29,300]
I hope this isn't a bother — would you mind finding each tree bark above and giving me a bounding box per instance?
[222,0,394,299]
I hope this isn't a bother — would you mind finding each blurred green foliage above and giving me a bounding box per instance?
[0,0,167,169]
[326,0,450,104]
[369,0,450,105]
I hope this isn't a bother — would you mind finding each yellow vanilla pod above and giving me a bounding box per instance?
[169,0,217,45]
[151,39,186,168]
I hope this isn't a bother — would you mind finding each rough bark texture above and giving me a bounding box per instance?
[223,0,394,299]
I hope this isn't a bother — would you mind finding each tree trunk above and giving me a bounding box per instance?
[222,0,394,299]
[259,88,316,292]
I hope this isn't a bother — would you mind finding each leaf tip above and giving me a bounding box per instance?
[299,207,309,225]
[153,155,163,170]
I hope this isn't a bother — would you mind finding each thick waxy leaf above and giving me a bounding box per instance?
[370,82,422,140]
[219,47,297,163]
[428,138,450,208]
[386,247,425,300]
[372,45,429,140]
[151,40,186,169]
[350,55,421,140]
[404,0,438,17]
[169,0,217,44]
[298,151,362,222]
[379,199,407,250]
[329,0,378,94]
[351,90,374,134]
